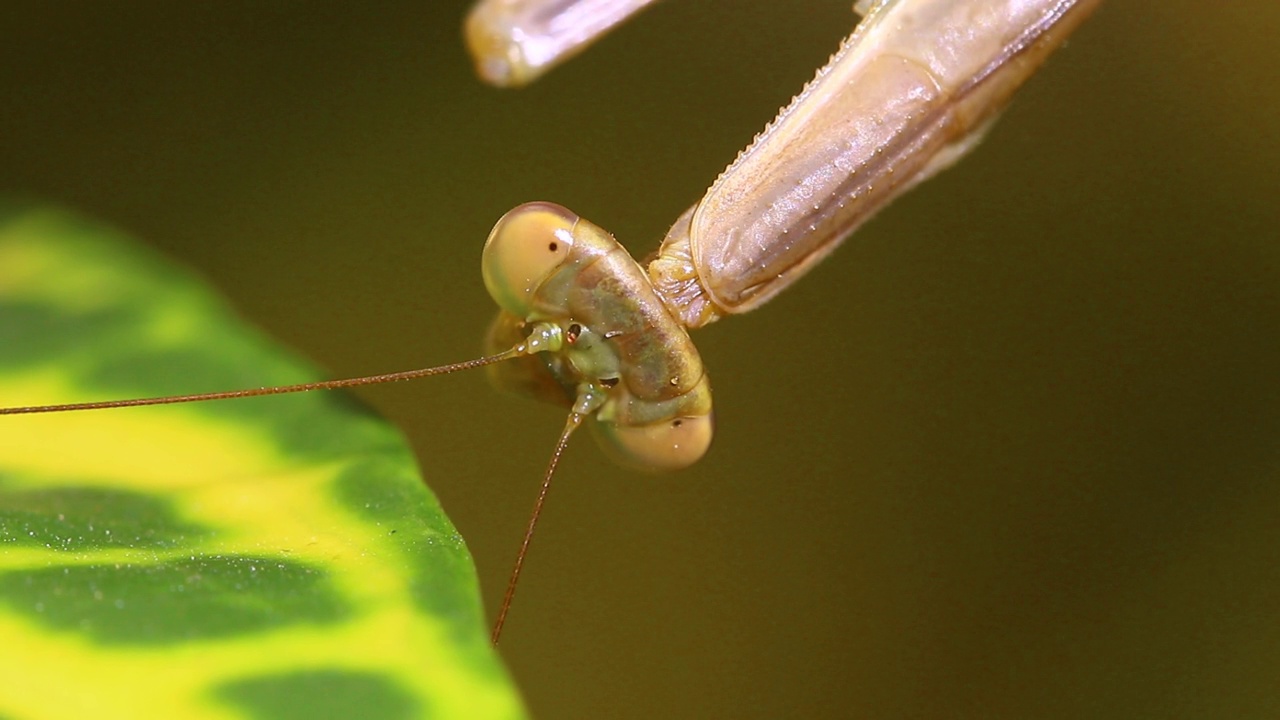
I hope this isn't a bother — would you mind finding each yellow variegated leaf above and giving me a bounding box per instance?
[0,202,525,720]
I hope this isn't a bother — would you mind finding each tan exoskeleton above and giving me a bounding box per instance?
[466,0,1102,639]
[1,0,1103,642]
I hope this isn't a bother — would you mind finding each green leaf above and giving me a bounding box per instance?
[0,202,525,720]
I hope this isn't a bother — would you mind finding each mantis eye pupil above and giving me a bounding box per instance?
[480,202,579,317]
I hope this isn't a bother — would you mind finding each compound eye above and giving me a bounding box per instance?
[591,413,714,472]
[482,202,577,317]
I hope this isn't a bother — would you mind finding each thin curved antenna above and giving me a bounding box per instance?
[491,410,584,645]
[0,349,522,415]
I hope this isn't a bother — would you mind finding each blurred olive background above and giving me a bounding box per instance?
[3,2,1279,718]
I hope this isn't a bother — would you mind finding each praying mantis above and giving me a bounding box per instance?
[1,0,1104,645]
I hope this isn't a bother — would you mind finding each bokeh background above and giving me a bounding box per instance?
[3,2,1279,717]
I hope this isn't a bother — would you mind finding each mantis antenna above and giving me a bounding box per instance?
[491,410,584,645]
[0,350,522,415]
[0,336,591,646]
[1,202,715,646]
